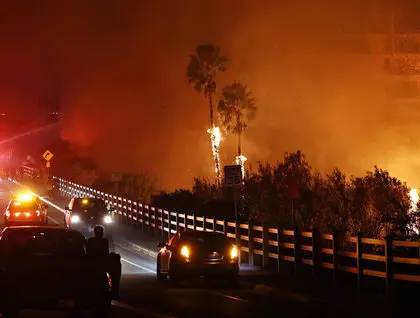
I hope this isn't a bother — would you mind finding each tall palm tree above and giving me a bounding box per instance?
[218,82,257,173]
[187,44,227,186]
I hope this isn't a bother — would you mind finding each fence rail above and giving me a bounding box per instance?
[53,176,420,293]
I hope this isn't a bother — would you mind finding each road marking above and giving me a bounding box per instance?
[112,300,178,318]
[121,257,155,274]
[48,215,60,225]
[213,293,248,302]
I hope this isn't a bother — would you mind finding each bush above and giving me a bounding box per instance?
[152,150,412,239]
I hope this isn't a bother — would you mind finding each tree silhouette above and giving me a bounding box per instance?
[187,44,227,186]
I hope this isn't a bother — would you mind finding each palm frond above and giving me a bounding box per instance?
[217,81,257,135]
[186,44,227,96]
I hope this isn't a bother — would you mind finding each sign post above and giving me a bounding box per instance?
[42,150,54,183]
[224,165,243,262]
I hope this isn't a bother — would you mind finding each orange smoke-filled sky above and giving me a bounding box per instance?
[1,0,420,190]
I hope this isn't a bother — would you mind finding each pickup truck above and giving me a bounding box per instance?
[0,226,121,318]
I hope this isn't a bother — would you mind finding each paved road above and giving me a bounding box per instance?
[0,179,383,317]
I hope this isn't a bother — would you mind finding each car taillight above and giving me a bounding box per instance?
[24,212,31,217]
[14,212,21,217]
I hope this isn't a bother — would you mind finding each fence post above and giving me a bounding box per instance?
[277,227,282,274]
[356,233,363,292]
[175,212,179,231]
[158,209,163,237]
[248,221,254,266]
[122,199,126,225]
[203,216,206,232]
[385,235,393,301]
[193,215,196,231]
[235,221,241,263]
[294,228,301,277]
[312,228,320,278]
[153,208,158,235]
[133,203,139,228]
[140,205,145,232]
[223,219,227,236]
[332,232,338,286]
[128,201,132,226]
[262,225,269,269]
[166,212,171,239]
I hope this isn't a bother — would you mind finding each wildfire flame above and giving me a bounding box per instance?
[409,189,419,234]
[235,154,247,180]
[207,127,222,185]
[410,189,419,212]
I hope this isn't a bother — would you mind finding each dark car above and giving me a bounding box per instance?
[0,226,121,318]
[4,193,48,226]
[64,197,115,232]
[156,230,239,285]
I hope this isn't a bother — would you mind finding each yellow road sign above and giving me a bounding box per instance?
[42,150,54,162]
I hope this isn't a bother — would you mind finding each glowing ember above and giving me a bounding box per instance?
[235,154,247,180]
[207,127,222,186]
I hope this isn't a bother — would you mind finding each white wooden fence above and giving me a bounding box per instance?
[53,176,420,297]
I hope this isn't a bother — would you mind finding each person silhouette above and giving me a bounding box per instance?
[86,225,109,259]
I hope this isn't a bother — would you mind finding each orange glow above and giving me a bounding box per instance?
[235,154,247,179]
[180,245,190,258]
[16,193,34,202]
[231,246,238,259]
[82,199,89,204]
[24,212,31,217]
[207,127,222,184]
[13,201,21,206]
[14,212,21,217]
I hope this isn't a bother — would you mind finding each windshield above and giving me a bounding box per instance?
[180,232,230,249]
[3,229,86,258]
[73,198,107,211]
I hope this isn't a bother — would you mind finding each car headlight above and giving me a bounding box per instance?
[104,215,113,224]
[71,215,80,223]
[231,246,238,259]
[180,246,189,259]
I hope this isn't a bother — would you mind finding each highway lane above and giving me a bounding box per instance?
[0,179,380,317]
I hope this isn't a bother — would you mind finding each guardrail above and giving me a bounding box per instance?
[54,176,420,294]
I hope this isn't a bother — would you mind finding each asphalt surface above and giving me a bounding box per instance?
[0,178,379,318]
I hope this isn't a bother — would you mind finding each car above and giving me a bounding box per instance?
[64,197,115,232]
[4,193,48,226]
[156,230,239,285]
[0,226,121,318]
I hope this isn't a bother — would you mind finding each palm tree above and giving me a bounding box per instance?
[187,44,228,186]
[218,82,257,173]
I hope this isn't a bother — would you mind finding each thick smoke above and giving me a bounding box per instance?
[1,1,420,190]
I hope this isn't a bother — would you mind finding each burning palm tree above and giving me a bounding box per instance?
[187,44,227,187]
[218,82,256,178]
